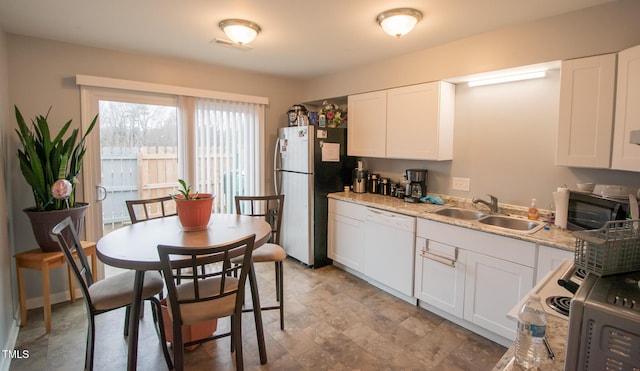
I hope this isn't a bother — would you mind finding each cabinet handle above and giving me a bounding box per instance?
[421,247,458,267]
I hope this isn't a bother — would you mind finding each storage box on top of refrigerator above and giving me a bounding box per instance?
[274,126,355,267]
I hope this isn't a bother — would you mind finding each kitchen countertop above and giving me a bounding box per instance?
[491,315,568,371]
[328,192,576,251]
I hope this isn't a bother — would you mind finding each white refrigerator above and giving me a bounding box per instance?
[274,126,354,267]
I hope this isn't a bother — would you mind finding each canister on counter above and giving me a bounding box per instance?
[369,174,379,194]
[390,182,398,197]
[381,178,389,196]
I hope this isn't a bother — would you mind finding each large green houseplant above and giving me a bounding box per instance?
[15,105,97,251]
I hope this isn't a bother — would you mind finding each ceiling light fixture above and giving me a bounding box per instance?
[376,8,422,38]
[219,19,261,45]
[467,71,547,87]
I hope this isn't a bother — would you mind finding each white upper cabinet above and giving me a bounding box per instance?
[612,44,640,171]
[347,81,455,160]
[347,90,387,158]
[386,81,455,160]
[556,53,617,168]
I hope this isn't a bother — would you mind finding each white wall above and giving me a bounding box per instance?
[301,0,640,209]
[0,25,19,371]
[6,35,303,304]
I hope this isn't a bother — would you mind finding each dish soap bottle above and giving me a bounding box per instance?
[528,198,539,220]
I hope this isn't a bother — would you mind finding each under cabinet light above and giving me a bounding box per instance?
[468,71,547,87]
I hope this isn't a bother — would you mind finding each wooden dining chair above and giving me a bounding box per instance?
[234,195,286,330]
[50,217,172,371]
[126,195,177,224]
[157,234,256,371]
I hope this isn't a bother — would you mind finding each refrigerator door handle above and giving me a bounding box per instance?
[274,136,281,195]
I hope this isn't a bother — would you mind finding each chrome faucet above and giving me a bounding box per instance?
[472,194,499,213]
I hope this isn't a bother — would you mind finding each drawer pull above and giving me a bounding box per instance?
[421,247,458,267]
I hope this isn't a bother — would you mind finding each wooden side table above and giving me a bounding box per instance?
[14,241,98,333]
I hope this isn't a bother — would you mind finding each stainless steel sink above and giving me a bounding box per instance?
[478,215,544,233]
[433,208,486,220]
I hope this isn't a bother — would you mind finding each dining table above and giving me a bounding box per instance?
[97,213,272,371]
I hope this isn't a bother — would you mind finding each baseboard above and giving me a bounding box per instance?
[25,288,84,310]
[0,318,21,371]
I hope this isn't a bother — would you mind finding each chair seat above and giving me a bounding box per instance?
[90,270,164,311]
[169,277,240,325]
[231,243,286,264]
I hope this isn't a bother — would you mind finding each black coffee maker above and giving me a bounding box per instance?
[404,169,427,203]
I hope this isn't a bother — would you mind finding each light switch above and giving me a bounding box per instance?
[452,177,471,192]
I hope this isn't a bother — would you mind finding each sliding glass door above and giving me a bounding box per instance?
[80,83,265,251]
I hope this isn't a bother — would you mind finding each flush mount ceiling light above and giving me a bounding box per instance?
[467,70,547,87]
[376,8,422,38]
[219,19,261,45]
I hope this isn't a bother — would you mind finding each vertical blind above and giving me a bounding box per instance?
[194,98,261,214]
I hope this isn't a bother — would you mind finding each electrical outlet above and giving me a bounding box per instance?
[452,177,471,192]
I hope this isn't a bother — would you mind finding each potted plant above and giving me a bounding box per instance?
[172,179,214,231]
[15,105,97,252]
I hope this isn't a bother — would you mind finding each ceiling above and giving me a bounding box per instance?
[0,0,614,79]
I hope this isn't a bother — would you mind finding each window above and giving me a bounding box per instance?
[78,75,267,241]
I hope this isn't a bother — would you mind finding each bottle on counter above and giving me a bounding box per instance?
[528,198,539,220]
[514,293,546,369]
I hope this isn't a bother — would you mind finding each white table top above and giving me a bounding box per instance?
[97,214,271,271]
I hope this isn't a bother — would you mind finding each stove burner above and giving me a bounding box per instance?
[575,268,587,280]
[546,296,571,317]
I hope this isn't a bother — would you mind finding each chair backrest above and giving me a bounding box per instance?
[51,216,94,306]
[234,195,284,245]
[126,196,177,224]
[157,234,255,326]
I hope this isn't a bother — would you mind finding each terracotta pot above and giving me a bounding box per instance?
[160,298,218,351]
[175,194,214,231]
[23,202,90,252]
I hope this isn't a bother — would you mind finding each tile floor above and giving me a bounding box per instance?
[11,258,506,370]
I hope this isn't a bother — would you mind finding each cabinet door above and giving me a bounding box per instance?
[612,44,640,171]
[386,81,455,160]
[347,91,387,158]
[327,212,364,272]
[536,245,573,284]
[414,237,465,318]
[556,54,616,168]
[463,251,534,341]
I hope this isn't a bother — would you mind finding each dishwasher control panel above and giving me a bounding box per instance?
[365,208,416,232]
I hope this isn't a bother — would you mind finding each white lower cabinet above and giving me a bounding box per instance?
[463,251,534,340]
[328,199,365,272]
[536,245,574,283]
[414,237,466,318]
[414,218,535,343]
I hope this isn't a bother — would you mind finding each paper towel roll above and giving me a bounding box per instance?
[553,188,569,229]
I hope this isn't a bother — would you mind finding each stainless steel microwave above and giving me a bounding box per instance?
[567,191,631,231]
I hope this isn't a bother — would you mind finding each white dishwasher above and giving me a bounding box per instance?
[363,207,416,297]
